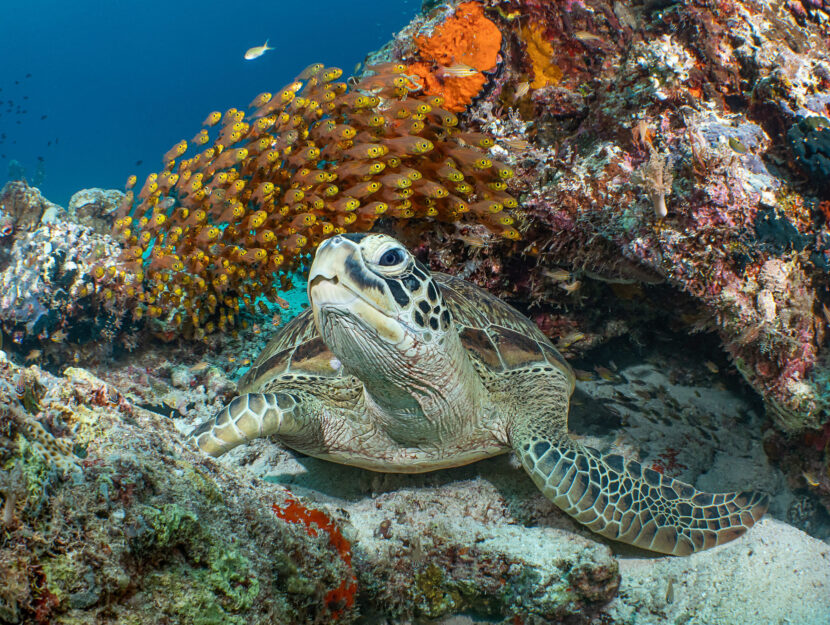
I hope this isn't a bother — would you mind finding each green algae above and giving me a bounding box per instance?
[415,563,461,616]
[17,435,53,506]
[206,547,260,611]
[141,503,201,551]
[411,562,505,619]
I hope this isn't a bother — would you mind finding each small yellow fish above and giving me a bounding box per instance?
[244,40,273,60]
[560,280,581,293]
[802,471,820,487]
[574,369,595,381]
[514,81,530,100]
[558,331,586,348]
[704,361,719,374]
[202,111,222,127]
[594,365,618,382]
[25,349,42,362]
[50,329,68,343]
[496,7,521,20]
[249,92,272,109]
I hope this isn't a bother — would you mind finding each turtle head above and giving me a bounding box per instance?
[308,233,484,441]
[308,233,451,366]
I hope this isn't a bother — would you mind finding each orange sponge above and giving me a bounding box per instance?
[522,23,563,89]
[410,2,502,111]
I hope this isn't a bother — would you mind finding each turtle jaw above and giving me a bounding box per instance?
[308,236,406,346]
[309,276,406,345]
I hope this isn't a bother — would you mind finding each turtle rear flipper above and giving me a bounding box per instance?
[190,392,307,457]
[516,436,768,555]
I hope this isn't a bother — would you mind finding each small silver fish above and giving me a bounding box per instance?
[436,63,479,79]
[500,138,531,151]
[244,40,273,60]
[542,268,572,282]
[574,30,604,43]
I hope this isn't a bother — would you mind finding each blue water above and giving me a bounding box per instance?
[0,0,420,206]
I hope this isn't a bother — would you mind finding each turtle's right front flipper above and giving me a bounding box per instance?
[514,434,768,555]
[190,392,307,457]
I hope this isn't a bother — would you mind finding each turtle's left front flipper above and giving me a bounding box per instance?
[189,392,310,457]
[511,428,768,555]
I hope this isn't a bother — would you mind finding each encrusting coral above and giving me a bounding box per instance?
[111,59,516,338]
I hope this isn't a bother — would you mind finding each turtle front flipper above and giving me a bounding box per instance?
[190,393,306,457]
[514,434,768,555]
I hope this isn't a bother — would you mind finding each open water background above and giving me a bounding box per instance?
[0,0,420,206]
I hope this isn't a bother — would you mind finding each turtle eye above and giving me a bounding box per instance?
[378,247,405,266]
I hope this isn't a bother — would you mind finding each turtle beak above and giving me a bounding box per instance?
[307,235,346,287]
[308,235,404,344]
[307,235,357,305]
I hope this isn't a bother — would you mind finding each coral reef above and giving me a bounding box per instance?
[0,353,356,624]
[0,181,61,237]
[0,198,139,350]
[408,2,504,111]
[362,0,830,440]
[67,188,125,235]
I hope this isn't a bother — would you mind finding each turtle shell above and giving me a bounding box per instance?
[436,272,574,389]
[238,306,341,394]
[240,272,574,394]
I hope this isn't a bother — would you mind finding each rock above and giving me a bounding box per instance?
[0,181,64,237]
[0,358,357,624]
[67,188,125,234]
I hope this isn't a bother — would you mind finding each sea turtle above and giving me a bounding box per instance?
[190,233,768,555]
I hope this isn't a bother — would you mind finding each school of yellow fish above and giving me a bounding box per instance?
[109,62,517,337]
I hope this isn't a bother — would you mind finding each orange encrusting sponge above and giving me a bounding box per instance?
[408,2,502,112]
